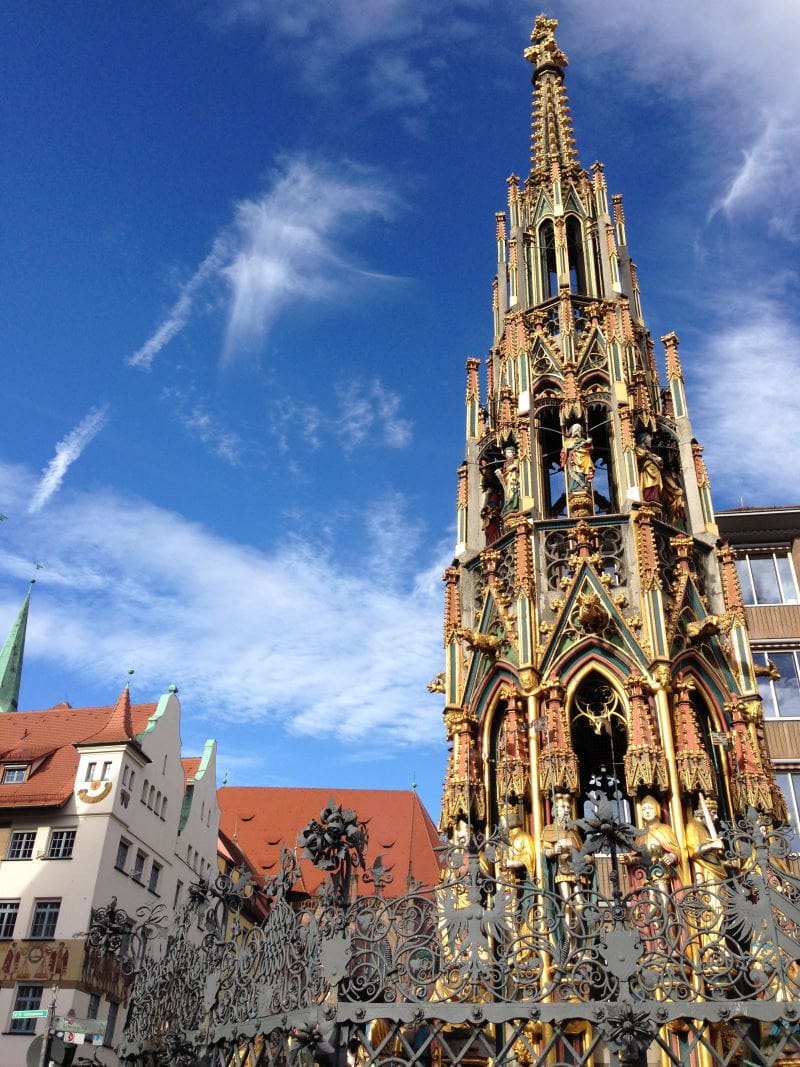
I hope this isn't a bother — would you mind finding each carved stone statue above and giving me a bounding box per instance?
[479,457,503,544]
[542,795,586,898]
[560,423,594,492]
[624,794,680,896]
[635,433,663,504]
[686,796,725,886]
[497,444,521,515]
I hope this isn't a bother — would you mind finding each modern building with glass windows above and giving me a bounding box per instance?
[718,506,800,838]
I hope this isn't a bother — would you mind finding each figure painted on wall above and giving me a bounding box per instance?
[497,444,521,515]
[479,457,503,544]
[635,433,663,504]
[560,424,594,492]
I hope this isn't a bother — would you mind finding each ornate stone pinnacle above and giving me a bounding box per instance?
[525,15,568,72]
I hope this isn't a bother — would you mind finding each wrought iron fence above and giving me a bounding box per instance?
[90,805,800,1067]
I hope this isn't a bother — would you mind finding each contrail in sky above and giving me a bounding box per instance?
[28,406,109,514]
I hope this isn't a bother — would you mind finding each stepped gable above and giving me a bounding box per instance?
[0,699,156,808]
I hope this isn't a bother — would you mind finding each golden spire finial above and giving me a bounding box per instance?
[526,14,579,177]
[524,14,568,75]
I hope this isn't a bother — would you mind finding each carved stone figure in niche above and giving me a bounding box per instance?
[635,432,663,505]
[497,444,521,515]
[500,807,537,882]
[662,467,687,526]
[686,795,726,886]
[479,457,503,544]
[542,794,593,941]
[623,794,680,895]
[560,423,594,492]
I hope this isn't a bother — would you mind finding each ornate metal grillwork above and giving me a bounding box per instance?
[100,809,800,1067]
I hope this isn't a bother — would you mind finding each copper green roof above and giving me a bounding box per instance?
[0,586,31,713]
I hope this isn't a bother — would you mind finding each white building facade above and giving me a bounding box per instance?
[0,686,218,1065]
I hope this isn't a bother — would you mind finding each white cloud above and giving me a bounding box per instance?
[163,385,243,465]
[337,380,412,449]
[209,0,497,112]
[688,298,800,505]
[128,156,398,370]
[563,0,800,237]
[128,240,229,370]
[28,407,109,514]
[2,463,444,748]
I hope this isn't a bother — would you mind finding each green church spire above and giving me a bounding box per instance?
[0,584,32,713]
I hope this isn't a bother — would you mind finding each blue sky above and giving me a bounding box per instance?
[1,1,799,822]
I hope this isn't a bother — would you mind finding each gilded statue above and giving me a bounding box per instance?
[497,444,521,515]
[635,432,663,505]
[560,423,594,493]
[623,794,680,896]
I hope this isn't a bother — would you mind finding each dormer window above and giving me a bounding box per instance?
[2,765,27,784]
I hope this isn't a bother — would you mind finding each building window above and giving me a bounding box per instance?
[105,1000,119,1045]
[7,831,36,860]
[756,651,800,718]
[87,993,100,1020]
[161,798,167,821]
[101,761,113,781]
[115,838,130,872]
[2,765,27,784]
[173,880,183,908]
[46,829,76,860]
[85,761,97,782]
[0,901,20,938]
[132,850,146,881]
[776,772,800,847]
[10,985,43,1033]
[29,900,60,939]
[148,862,161,895]
[736,551,799,605]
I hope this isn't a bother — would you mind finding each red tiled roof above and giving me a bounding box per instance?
[0,701,157,808]
[182,757,202,784]
[87,686,135,745]
[217,787,442,898]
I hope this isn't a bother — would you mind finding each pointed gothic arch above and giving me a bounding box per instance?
[538,219,558,300]
[534,401,566,517]
[564,667,632,822]
[585,400,617,514]
[565,214,587,294]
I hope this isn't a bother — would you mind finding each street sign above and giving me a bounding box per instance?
[12,1008,49,1018]
[55,1029,85,1044]
[53,1015,105,1036]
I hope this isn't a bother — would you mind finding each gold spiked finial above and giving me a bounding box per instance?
[525,15,579,177]
[524,14,568,76]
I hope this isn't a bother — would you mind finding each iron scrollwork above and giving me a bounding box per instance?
[82,807,800,1067]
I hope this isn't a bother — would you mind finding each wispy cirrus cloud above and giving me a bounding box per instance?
[688,296,800,505]
[1,461,444,747]
[162,384,244,465]
[208,0,501,114]
[337,380,412,449]
[28,407,109,514]
[128,156,399,370]
[564,1,800,237]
